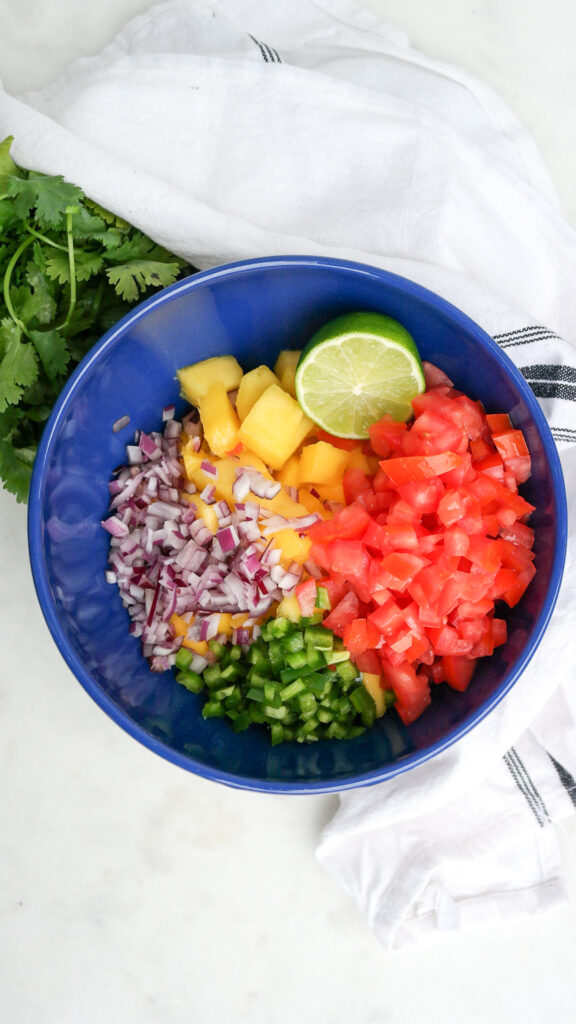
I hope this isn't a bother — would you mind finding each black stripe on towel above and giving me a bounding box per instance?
[494,325,558,342]
[526,380,576,402]
[548,754,576,808]
[511,748,551,822]
[503,748,549,827]
[520,364,576,385]
[551,427,576,441]
[248,33,270,62]
[263,41,282,63]
[248,34,282,63]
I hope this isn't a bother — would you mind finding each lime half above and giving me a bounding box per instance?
[294,311,425,438]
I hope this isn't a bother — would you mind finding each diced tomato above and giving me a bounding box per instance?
[342,467,373,503]
[486,413,512,433]
[295,578,317,616]
[368,416,408,457]
[355,649,382,675]
[343,617,382,656]
[302,387,536,728]
[380,656,431,725]
[402,409,466,457]
[396,478,445,515]
[322,592,361,637]
[442,655,477,692]
[328,539,370,578]
[368,597,406,637]
[499,521,535,549]
[427,625,472,656]
[380,452,462,486]
[309,503,371,543]
[492,428,529,461]
[443,525,470,557]
[450,395,485,440]
[492,618,508,646]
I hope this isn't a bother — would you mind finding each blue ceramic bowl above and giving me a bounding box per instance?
[28,256,567,793]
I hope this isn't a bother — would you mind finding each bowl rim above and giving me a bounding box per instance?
[28,254,568,793]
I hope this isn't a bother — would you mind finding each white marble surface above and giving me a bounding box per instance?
[2,2,576,1022]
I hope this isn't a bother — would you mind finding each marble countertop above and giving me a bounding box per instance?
[2,2,576,1022]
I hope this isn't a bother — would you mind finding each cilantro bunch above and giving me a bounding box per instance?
[0,136,193,501]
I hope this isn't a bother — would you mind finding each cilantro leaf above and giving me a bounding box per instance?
[45,248,104,284]
[0,319,39,412]
[106,259,182,302]
[0,434,34,502]
[0,135,19,188]
[24,263,57,325]
[29,329,71,382]
[5,171,83,229]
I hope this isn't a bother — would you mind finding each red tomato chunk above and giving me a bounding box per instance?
[307,390,535,726]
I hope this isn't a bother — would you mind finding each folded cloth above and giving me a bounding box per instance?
[2,0,576,947]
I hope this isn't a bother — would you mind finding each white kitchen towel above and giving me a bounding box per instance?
[2,0,576,947]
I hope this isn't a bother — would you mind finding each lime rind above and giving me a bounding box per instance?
[295,322,425,439]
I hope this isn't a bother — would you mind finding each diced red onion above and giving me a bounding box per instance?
[232,473,252,501]
[103,410,321,671]
[200,484,216,503]
[200,460,218,478]
[162,404,175,421]
[101,516,129,538]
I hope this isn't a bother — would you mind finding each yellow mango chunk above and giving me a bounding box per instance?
[170,613,192,638]
[315,480,345,504]
[361,672,387,718]
[298,441,349,486]
[182,638,210,656]
[236,365,281,421]
[346,446,379,475]
[274,350,301,398]
[238,385,313,470]
[278,454,300,490]
[297,487,327,517]
[177,355,242,406]
[275,594,301,621]
[181,492,218,532]
[272,529,312,565]
[198,383,241,458]
[180,442,203,482]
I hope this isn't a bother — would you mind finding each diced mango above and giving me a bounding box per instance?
[274,350,301,398]
[182,638,210,656]
[346,446,379,475]
[361,672,387,718]
[297,487,327,516]
[217,614,234,637]
[278,454,300,490]
[170,613,192,638]
[181,492,218,532]
[237,385,313,470]
[275,594,301,621]
[315,480,345,504]
[272,529,312,565]
[298,441,349,486]
[198,383,240,458]
[177,355,243,406]
[181,442,204,482]
[236,365,281,420]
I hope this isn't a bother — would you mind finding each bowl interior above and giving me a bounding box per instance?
[29,257,566,792]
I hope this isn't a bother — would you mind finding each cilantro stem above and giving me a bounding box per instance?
[24,224,69,252]
[54,207,77,333]
[3,234,34,338]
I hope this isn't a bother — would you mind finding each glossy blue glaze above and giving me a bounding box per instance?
[28,257,567,793]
